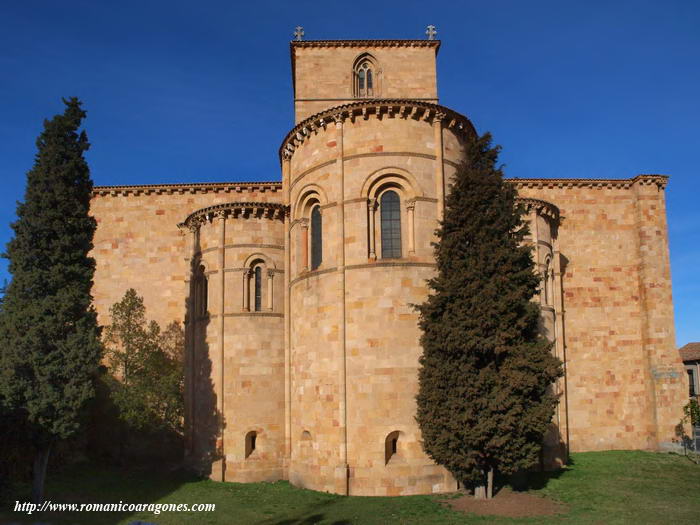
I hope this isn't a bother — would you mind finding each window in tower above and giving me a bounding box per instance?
[254,266,262,312]
[380,190,402,259]
[354,56,378,98]
[310,205,322,270]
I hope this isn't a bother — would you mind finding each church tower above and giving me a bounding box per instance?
[281,36,477,495]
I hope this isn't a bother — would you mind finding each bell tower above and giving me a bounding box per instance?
[291,38,440,122]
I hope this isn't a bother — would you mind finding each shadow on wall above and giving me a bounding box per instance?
[185,236,225,478]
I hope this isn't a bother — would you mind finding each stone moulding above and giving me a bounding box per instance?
[178,201,289,231]
[510,174,668,190]
[291,39,441,49]
[515,197,560,221]
[278,99,477,162]
[93,181,282,197]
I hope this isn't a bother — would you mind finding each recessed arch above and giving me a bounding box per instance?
[360,167,422,201]
[243,252,276,270]
[293,183,329,220]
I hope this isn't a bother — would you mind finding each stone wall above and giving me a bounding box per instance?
[284,100,472,495]
[515,176,686,452]
[292,40,440,123]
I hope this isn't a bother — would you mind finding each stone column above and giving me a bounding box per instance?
[184,224,198,457]
[242,269,251,311]
[282,154,292,470]
[334,112,349,496]
[367,198,377,260]
[301,220,309,272]
[213,210,226,481]
[433,112,446,220]
[406,199,416,255]
[267,269,274,311]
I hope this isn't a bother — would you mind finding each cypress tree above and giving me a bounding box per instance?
[0,98,102,502]
[415,132,563,498]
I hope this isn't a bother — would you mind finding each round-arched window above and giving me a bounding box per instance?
[380,191,401,259]
[310,205,323,270]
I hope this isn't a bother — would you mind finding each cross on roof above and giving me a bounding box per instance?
[294,26,305,41]
[426,25,437,40]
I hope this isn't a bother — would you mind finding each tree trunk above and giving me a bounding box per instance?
[487,467,494,499]
[31,442,52,504]
[474,484,485,498]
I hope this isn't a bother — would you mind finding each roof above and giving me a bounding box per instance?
[680,342,700,362]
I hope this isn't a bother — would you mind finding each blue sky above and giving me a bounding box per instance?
[0,1,698,345]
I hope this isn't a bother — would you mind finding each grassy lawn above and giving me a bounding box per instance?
[1,451,698,524]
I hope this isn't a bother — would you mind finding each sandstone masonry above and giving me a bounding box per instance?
[89,38,687,496]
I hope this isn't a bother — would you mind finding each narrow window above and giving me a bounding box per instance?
[367,68,373,93]
[543,259,551,306]
[245,431,257,458]
[358,68,365,91]
[689,368,696,398]
[380,191,402,259]
[254,266,262,312]
[385,431,400,465]
[196,265,208,317]
[311,205,322,270]
[201,275,208,315]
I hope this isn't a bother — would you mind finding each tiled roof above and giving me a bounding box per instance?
[679,342,700,362]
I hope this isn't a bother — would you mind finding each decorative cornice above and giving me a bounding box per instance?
[279,100,476,162]
[93,181,282,197]
[508,174,669,190]
[291,39,440,49]
[515,198,560,221]
[178,201,288,230]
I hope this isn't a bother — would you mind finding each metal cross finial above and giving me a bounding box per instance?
[294,26,305,41]
[426,25,437,40]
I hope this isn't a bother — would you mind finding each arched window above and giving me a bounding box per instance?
[354,56,377,98]
[254,266,262,312]
[245,431,257,459]
[195,264,208,317]
[543,257,553,306]
[385,431,400,465]
[310,205,322,270]
[380,191,402,259]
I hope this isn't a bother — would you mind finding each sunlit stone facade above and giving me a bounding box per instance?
[88,38,687,496]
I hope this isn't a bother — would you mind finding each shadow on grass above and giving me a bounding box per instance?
[255,498,351,525]
[508,456,575,493]
[1,463,205,525]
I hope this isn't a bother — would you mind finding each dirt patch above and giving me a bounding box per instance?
[444,488,567,518]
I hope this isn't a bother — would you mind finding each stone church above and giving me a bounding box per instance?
[88,35,688,496]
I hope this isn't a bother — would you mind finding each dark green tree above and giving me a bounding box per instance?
[415,132,563,498]
[104,288,184,438]
[0,98,102,503]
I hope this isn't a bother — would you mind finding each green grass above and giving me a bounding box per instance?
[2,451,699,524]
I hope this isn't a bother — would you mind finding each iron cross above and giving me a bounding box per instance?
[294,26,305,41]
[426,25,437,40]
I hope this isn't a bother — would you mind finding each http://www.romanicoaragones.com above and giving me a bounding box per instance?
[13,500,216,516]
